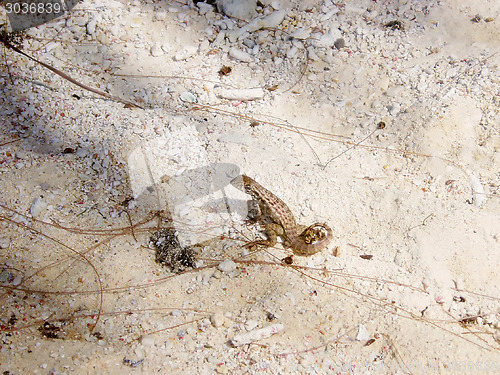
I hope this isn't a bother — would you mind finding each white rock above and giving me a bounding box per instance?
[218,260,237,272]
[154,11,167,21]
[246,9,287,32]
[229,47,252,62]
[197,2,214,15]
[150,43,163,57]
[286,46,298,58]
[215,18,236,30]
[30,197,48,218]
[290,28,310,40]
[74,16,88,27]
[321,8,339,21]
[470,174,487,206]
[174,45,198,61]
[0,237,10,249]
[216,0,257,21]
[228,9,287,41]
[311,28,341,48]
[231,323,284,346]
[376,77,390,91]
[210,311,225,328]
[212,30,226,47]
[0,270,11,283]
[356,324,370,341]
[86,19,97,35]
[12,275,22,286]
[388,102,401,116]
[219,88,264,101]
[180,91,197,103]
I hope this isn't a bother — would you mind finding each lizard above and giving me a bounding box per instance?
[230,175,333,256]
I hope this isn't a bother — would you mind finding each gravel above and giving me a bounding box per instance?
[0,0,499,373]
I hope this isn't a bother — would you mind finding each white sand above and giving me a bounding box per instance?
[0,0,499,374]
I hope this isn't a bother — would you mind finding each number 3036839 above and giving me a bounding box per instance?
[5,2,63,15]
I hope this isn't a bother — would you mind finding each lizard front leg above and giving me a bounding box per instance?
[245,223,284,249]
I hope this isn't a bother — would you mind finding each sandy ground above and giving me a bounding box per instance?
[0,0,499,374]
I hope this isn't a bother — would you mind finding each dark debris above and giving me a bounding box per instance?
[334,38,345,49]
[123,358,144,368]
[384,20,404,31]
[38,321,65,339]
[150,229,196,273]
[218,65,232,76]
[471,14,482,23]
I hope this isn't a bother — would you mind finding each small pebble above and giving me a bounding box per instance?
[217,260,237,273]
[388,102,401,116]
[0,269,12,283]
[334,38,345,49]
[231,323,284,346]
[86,19,97,35]
[150,43,163,57]
[30,197,48,218]
[243,38,256,49]
[12,275,22,286]
[210,311,225,328]
[356,324,370,341]
[290,28,310,40]
[0,237,10,249]
[247,9,287,31]
[217,0,257,20]
[154,11,167,21]
[311,29,339,48]
[229,47,252,63]
[197,2,214,15]
[180,91,198,103]
[174,45,198,61]
[286,46,298,58]
[470,174,487,206]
